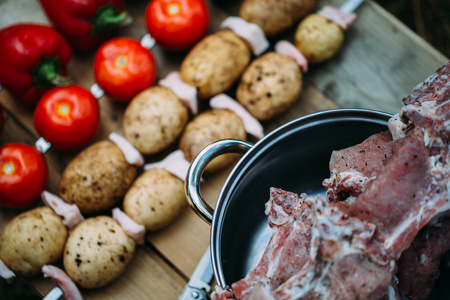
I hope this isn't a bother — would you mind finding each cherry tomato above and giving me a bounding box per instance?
[0,143,48,209]
[94,37,156,102]
[34,85,100,150]
[145,0,209,51]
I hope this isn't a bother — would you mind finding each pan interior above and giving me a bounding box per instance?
[211,109,392,287]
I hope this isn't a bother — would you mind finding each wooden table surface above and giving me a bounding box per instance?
[0,0,448,299]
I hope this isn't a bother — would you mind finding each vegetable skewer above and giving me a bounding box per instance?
[295,0,364,63]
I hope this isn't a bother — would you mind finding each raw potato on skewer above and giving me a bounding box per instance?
[0,192,83,283]
[124,168,186,231]
[179,109,246,173]
[236,51,303,121]
[63,216,135,289]
[180,30,251,100]
[59,138,141,215]
[180,94,264,173]
[295,5,358,63]
[0,207,67,278]
[239,0,316,37]
[180,16,269,100]
[123,86,189,155]
[295,14,344,63]
[124,150,190,231]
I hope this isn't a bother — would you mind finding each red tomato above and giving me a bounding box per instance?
[145,0,209,51]
[34,85,100,150]
[0,143,48,209]
[94,37,156,101]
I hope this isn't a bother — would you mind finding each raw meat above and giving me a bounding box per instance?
[212,62,450,300]
[233,188,313,298]
[323,131,393,202]
[396,215,450,300]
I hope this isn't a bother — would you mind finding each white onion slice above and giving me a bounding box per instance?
[275,40,308,72]
[210,94,264,139]
[144,150,190,181]
[159,71,198,114]
[109,132,144,167]
[112,208,146,245]
[319,5,357,30]
[42,265,83,300]
[41,191,84,230]
[221,16,269,56]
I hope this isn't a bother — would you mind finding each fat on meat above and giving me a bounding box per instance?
[398,61,450,144]
[212,61,450,300]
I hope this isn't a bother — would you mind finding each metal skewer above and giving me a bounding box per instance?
[42,286,63,300]
[340,0,365,14]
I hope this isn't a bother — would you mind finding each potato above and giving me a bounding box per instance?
[179,109,246,173]
[0,207,67,277]
[123,168,186,231]
[295,14,344,63]
[64,216,135,289]
[59,140,137,215]
[239,0,316,37]
[123,86,189,155]
[180,30,251,99]
[236,52,302,121]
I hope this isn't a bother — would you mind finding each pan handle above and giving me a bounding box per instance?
[185,139,253,224]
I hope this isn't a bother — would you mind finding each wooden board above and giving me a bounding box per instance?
[0,0,448,299]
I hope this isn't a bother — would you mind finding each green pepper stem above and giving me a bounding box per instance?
[32,57,72,88]
[50,74,73,87]
[92,5,131,36]
[99,11,129,26]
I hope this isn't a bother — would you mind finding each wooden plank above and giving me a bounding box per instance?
[80,247,186,300]
[0,1,244,298]
[0,0,339,281]
[25,246,186,299]
[308,0,448,114]
[0,0,449,299]
[0,108,187,300]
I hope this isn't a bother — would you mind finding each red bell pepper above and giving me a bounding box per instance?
[0,23,72,107]
[39,0,129,51]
